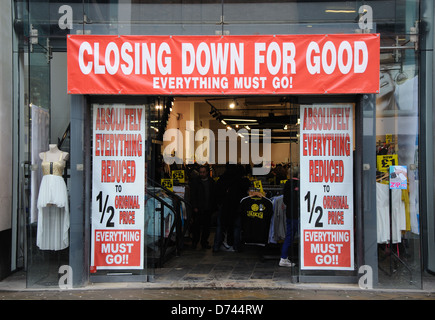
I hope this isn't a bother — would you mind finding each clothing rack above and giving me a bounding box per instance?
[379,172,413,284]
[263,186,284,198]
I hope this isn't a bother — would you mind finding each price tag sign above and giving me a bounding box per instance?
[377,154,398,172]
[171,170,185,183]
[385,134,392,144]
[299,104,354,270]
[91,104,145,270]
[161,178,174,192]
[253,180,264,194]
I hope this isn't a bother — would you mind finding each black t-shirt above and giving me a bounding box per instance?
[240,196,273,244]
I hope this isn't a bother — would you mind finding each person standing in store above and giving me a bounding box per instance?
[213,164,250,252]
[189,165,216,249]
[279,170,300,267]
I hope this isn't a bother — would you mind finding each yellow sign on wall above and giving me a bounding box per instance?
[253,180,264,193]
[161,179,173,191]
[385,134,393,144]
[377,154,398,172]
[171,170,185,183]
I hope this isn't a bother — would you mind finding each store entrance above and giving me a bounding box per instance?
[148,95,359,284]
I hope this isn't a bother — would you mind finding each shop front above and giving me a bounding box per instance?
[10,0,428,290]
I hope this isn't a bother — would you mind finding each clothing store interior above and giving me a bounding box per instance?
[147,95,308,282]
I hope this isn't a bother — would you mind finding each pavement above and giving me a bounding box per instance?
[1,243,435,301]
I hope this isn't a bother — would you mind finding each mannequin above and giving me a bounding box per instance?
[36,144,70,251]
[39,144,69,163]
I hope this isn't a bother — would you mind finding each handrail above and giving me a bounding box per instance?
[57,123,70,149]
[146,188,178,267]
[145,179,192,267]
[147,177,192,209]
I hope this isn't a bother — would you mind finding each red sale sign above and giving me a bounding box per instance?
[303,230,352,268]
[91,104,145,271]
[67,34,380,95]
[93,230,142,268]
[300,104,354,270]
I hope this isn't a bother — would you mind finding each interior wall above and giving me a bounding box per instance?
[0,0,13,232]
[51,52,70,145]
[163,98,298,170]
[0,0,13,280]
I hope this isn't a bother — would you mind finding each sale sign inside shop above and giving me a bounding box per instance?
[67,34,379,95]
[91,104,145,270]
[299,104,354,270]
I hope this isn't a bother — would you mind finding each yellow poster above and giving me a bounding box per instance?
[171,170,185,183]
[161,179,173,191]
[377,154,398,172]
[253,180,264,193]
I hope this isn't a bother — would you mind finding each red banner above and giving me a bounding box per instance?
[67,34,380,95]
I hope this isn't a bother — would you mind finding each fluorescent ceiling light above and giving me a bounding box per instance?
[222,118,258,122]
[325,9,356,13]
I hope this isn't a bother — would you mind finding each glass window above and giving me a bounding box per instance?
[375,51,421,289]
[26,52,71,288]
[15,0,423,290]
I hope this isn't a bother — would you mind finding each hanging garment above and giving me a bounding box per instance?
[36,152,69,251]
[240,196,273,245]
[269,195,286,243]
[376,182,407,244]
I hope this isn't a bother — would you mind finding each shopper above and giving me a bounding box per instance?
[189,165,216,249]
[279,171,300,267]
[213,164,250,252]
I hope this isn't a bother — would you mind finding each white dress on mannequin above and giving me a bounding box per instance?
[37,144,70,251]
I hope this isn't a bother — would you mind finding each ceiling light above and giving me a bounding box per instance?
[222,118,258,122]
[229,102,235,109]
[221,120,227,125]
[325,9,356,13]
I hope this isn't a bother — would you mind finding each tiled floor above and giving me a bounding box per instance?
[153,239,298,287]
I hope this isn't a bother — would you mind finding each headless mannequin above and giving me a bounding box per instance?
[37,144,70,250]
[39,144,69,163]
